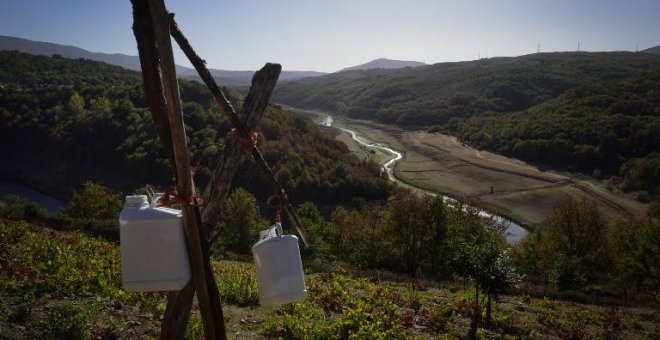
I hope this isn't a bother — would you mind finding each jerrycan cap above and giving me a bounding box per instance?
[124,195,149,208]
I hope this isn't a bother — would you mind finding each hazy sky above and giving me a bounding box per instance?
[1,0,659,72]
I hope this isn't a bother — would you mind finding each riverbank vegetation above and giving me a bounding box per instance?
[1,186,659,338]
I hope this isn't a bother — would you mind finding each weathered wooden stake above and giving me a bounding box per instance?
[134,0,227,338]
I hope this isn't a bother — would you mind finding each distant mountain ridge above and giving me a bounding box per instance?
[0,35,145,71]
[275,51,660,126]
[340,58,425,72]
[0,35,326,86]
[642,44,660,54]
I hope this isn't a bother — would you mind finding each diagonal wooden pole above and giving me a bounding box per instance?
[146,0,226,338]
[169,17,309,245]
[201,64,282,230]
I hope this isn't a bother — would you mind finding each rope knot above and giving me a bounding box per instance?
[232,128,258,154]
[156,187,207,207]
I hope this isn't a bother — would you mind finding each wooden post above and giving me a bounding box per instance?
[131,0,175,169]
[131,3,197,335]
[202,63,282,229]
[146,0,226,339]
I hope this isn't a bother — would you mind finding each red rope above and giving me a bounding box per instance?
[267,194,282,223]
[232,128,258,154]
[156,187,207,207]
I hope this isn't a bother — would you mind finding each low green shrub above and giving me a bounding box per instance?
[260,302,329,339]
[214,262,259,306]
[45,215,119,241]
[184,313,203,340]
[0,195,49,221]
[262,273,407,339]
[0,221,162,314]
[1,222,121,295]
[32,304,91,340]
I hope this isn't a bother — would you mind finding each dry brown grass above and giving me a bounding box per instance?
[337,119,647,227]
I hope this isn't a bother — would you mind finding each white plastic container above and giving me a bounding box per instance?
[119,195,190,292]
[252,223,307,306]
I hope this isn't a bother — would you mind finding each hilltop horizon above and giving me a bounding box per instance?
[2,34,658,76]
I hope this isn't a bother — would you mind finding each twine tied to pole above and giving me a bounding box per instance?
[157,187,208,207]
[232,128,258,154]
[267,194,283,224]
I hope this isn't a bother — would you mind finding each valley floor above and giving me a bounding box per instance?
[331,118,647,227]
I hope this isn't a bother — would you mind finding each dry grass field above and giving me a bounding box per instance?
[335,118,648,228]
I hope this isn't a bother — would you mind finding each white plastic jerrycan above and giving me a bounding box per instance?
[252,222,307,306]
[119,195,191,292]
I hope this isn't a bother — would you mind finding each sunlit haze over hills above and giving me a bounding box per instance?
[1,0,659,72]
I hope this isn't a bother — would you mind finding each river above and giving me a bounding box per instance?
[0,180,64,213]
[311,112,527,245]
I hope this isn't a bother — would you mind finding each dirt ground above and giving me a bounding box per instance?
[335,118,648,228]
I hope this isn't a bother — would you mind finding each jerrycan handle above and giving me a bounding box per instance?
[258,222,284,241]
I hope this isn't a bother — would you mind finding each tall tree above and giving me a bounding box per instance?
[427,196,448,276]
[548,195,609,288]
[386,191,431,276]
[218,188,262,254]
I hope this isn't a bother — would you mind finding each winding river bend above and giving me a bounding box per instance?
[316,113,527,245]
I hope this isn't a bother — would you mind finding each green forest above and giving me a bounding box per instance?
[275,51,660,198]
[0,51,391,204]
[449,70,660,193]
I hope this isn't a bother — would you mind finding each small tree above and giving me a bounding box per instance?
[297,201,325,259]
[481,248,520,323]
[68,91,86,119]
[611,218,660,297]
[62,181,122,220]
[511,226,558,292]
[545,195,609,289]
[385,191,432,276]
[0,195,49,221]
[452,233,519,337]
[220,188,262,254]
[513,195,610,290]
[426,196,448,276]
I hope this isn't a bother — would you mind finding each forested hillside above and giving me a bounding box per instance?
[449,70,660,184]
[275,51,660,197]
[0,51,390,203]
[275,52,660,126]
